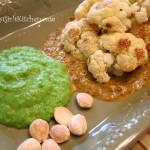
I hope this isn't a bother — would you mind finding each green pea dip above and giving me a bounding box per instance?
[0,46,72,129]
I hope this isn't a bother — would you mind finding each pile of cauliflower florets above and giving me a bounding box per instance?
[60,0,149,83]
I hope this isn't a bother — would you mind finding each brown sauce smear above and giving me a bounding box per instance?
[42,24,150,102]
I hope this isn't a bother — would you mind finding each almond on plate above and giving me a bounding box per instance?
[68,114,87,136]
[42,139,61,150]
[29,119,49,143]
[54,107,73,126]
[49,124,70,143]
[76,93,94,108]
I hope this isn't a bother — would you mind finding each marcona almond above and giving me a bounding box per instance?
[76,93,94,108]
[42,139,61,150]
[68,114,87,136]
[54,107,73,126]
[17,138,41,150]
[49,124,70,143]
[29,119,49,143]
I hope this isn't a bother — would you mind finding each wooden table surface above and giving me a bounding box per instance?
[130,131,150,150]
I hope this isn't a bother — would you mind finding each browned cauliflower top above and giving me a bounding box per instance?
[87,0,132,33]
[60,18,99,61]
[99,33,148,72]
[75,0,104,20]
[86,33,148,83]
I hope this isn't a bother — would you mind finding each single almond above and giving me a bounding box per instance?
[17,138,41,150]
[54,107,73,126]
[68,114,87,136]
[42,139,61,150]
[76,93,94,108]
[49,124,70,143]
[29,119,49,143]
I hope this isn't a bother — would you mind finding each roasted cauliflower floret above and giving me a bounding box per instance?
[136,0,150,19]
[141,0,150,19]
[60,21,81,53]
[87,0,132,33]
[75,0,104,20]
[128,20,150,56]
[135,7,148,24]
[60,18,99,61]
[77,31,99,59]
[131,0,149,24]
[87,50,115,83]
[99,33,148,72]
[131,2,140,14]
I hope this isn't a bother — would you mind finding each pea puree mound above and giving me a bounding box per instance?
[0,46,72,129]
